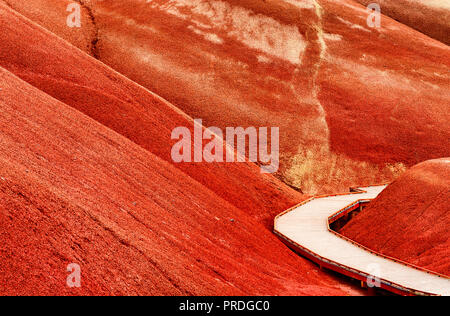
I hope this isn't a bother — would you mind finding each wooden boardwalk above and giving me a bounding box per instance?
[274,186,450,296]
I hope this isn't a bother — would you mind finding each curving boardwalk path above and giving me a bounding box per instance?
[274,186,450,296]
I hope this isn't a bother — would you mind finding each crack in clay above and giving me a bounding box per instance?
[74,0,100,58]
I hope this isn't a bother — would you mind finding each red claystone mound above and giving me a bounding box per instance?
[0,66,354,295]
[340,159,450,277]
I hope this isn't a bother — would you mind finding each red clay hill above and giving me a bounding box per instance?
[0,64,358,295]
[3,0,449,194]
[340,159,450,277]
[0,0,448,296]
